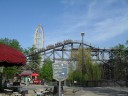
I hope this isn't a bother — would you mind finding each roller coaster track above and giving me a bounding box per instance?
[21,39,128,80]
[27,40,128,62]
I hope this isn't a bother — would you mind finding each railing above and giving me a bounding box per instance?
[65,80,128,87]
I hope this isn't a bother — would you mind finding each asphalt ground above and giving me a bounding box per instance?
[20,84,128,96]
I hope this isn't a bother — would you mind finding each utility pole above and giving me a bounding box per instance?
[81,32,85,82]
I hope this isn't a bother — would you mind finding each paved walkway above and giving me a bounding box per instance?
[20,84,128,96]
[76,87,128,96]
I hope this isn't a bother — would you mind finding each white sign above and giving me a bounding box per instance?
[52,62,68,81]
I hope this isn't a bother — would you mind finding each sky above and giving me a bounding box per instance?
[0,0,128,49]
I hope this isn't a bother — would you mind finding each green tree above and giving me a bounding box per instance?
[24,46,42,72]
[39,59,53,82]
[0,38,22,51]
[3,66,18,79]
[68,48,102,81]
[111,43,128,80]
[0,38,23,79]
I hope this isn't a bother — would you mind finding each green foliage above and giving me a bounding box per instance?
[73,70,82,81]
[67,71,74,81]
[39,59,53,82]
[3,66,18,79]
[24,46,42,72]
[85,62,102,80]
[0,38,22,51]
[0,38,23,79]
[68,48,102,81]
[111,43,128,80]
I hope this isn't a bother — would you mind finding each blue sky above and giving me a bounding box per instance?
[0,0,128,49]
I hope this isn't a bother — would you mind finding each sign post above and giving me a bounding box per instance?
[52,62,68,96]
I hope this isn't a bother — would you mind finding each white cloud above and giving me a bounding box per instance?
[46,0,128,47]
[89,15,128,42]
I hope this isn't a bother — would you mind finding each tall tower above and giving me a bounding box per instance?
[34,24,44,49]
[34,24,44,68]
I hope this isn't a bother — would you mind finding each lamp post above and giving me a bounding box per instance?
[81,32,85,82]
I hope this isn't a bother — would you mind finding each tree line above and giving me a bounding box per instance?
[0,38,128,83]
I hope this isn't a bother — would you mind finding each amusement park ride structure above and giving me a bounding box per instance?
[34,24,44,49]
[27,39,128,79]
[33,24,44,68]
[30,39,127,62]
[23,25,128,80]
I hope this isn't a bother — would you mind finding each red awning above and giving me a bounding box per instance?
[31,73,39,76]
[0,44,26,66]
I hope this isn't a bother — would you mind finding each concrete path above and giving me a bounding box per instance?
[63,86,128,96]
[77,87,128,96]
[20,84,128,96]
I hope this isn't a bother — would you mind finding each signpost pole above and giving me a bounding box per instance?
[52,62,68,96]
[59,80,61,96]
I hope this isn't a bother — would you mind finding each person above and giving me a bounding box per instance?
[41,79,44,85]
[4,80,7,87]
[28,77,31,85]
[13,76,17,82]
[6,80,10,87]
[25,77,28,86]
[53,85,58,95]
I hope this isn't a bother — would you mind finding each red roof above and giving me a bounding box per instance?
[0,44,26,66]
[31,73,39,76]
